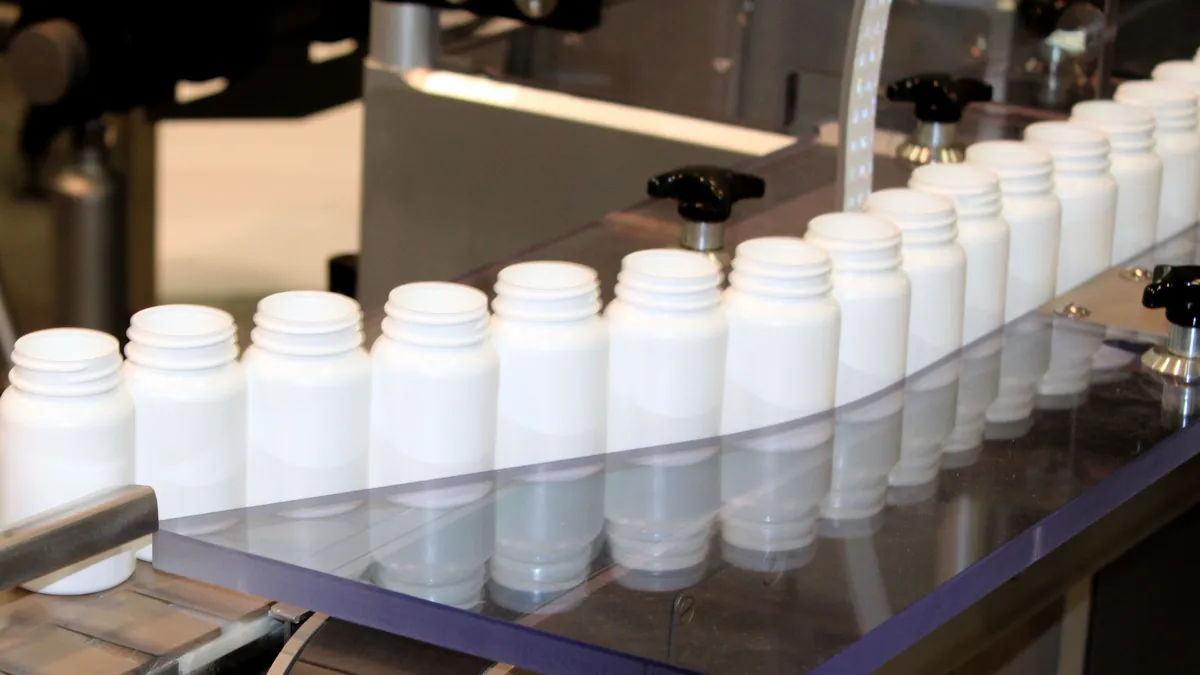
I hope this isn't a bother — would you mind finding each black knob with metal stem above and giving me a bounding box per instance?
[1142,265,1200,382]
[647,166,765,272]
[887,74,993,165]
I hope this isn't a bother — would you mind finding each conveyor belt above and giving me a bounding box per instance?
[0,563,282,675]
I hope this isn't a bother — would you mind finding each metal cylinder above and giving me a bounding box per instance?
[1168,324,1200,359]
[52,118,128,338]
[368,0,439,72]
[680,221,725,253]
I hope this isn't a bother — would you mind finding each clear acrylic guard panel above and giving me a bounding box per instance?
[155,129,1200,673]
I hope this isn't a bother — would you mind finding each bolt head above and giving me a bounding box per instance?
[1054,303,1091,319]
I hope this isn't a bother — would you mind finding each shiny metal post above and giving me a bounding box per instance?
[52,118,128,338]
[369,0,439,72]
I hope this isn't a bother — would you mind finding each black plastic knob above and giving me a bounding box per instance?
[1143,265,1200,328]
[886,74,993,124]
[647,166,766,223]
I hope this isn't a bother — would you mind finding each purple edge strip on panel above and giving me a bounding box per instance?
[813,420,1200,675]
[153,402,1200,675]
[154,529,694,675]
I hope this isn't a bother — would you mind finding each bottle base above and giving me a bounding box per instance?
[22,552,135,596]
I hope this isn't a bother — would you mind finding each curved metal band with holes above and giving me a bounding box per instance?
[837,0,893,211]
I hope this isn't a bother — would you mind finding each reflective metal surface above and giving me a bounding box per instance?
[0,485,157,591]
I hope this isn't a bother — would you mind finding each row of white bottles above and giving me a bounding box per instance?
[14,53,1200,598]
[1115,80,1200,255]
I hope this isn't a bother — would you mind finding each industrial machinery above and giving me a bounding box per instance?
[1,0,1200,673]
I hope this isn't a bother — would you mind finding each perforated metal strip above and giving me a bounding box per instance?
[837,0,893,211]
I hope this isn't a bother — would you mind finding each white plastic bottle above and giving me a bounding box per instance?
[492,261,607,469]
[965,141,1062,319]
[1024,121,1118,293]
[721,237,839,436]
[369,282,497,494]
[1071,101,1164,264]
[803,213,910,405]
[909,164,1010,345]
[986,316,1053,429]
[720,417,833,566]
[245,291,370,512]
[491,465,604,613]
[1115,81,1200,255]
[606,249,727,453]
[804,213,907,523]
[864,188,965,372]
[0,328,135,594]
[820,398,904,525]
[605,446,720,591]
[1151,60,1200,130]
[369,489,493,610]
[123,305,246,562]
[864,189,965,488]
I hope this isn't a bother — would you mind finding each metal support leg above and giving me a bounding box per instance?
[113,108,157,318]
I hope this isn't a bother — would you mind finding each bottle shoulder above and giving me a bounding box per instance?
[371,335,498,374]
[490,315,607,347]
[900,241,967,267]
[1156,132,1200,154]
[722,290,840,323]
[243,345,370,383]
[605,299,727,337]
[0,385,134,425]
[123,362,246,398]
[1110,152,1165,174]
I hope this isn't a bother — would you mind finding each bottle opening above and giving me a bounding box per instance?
[965,140,1053,171]
[911,163,1000,195]
[1153,60,1200,86]
[498,261,597,292]
[1071,100,1155,128]
[1025,121,1110,150]
[14,328,118,366]
[622,249,719,280]
[734,236,829,268]
[257,291,361,330]
[388,282,487,317]
[864,188,955,218]
[131,305,234,339]
[1115,80,1197,113]
[807,212,901,244]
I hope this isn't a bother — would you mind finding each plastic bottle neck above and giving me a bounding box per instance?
[492,261,601,323]
[965,140,1056,198]
[1070,101,1156,155]
[252,291,364,357]
[864,188,958,248]
[1115,81,1199,134]
[382,282,489,347]
[909,164,1003,221]
[803,213,902,274]
[727,236,833,300]
[614,249,722,312]
[9,328,123,397]
[124,304,238,371]
[1025,121,1112,177]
